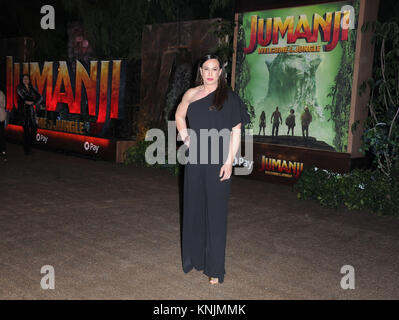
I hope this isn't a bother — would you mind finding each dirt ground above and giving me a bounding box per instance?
[0,143,398,300]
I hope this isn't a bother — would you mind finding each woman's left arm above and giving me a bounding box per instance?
[220,123,241,181]
[0,91,5,109]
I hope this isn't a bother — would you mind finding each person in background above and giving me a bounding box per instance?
[301,106,313,139]
[16,74,43,155]
[286,108,296,136]
[258,110,266,136]
[0,89,7,161]
[271,106,282,137]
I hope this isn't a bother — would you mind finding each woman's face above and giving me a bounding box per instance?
[200,59,222,86]
[23,76,30,86]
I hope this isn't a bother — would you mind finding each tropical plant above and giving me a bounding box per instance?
[0,0,70,61]
[62,0,152,62]
[326,0,360,152]
[62,0,235,63]
[209,18,235,79]
[359,19,399,179]
[295,167,399,216]
[233,13,256,128]
[124,131,182,176]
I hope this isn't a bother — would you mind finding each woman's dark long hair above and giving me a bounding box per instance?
[195,54,228,111]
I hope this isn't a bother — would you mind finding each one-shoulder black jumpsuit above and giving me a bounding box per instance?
[182,87,250,283]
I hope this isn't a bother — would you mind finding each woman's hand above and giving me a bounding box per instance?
[25,101,34,105]
[184,135,190,148]
[219,162,233,181]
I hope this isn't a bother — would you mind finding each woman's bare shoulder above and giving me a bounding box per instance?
[183,86,203,103]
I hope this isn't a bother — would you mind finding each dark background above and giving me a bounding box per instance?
[0,0,397,139]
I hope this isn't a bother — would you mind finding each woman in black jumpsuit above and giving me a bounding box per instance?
[17,74,43,155]
[176,55,250,284]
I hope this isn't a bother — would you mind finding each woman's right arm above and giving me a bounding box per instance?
[175,88,195,143]
[16,86,33,105]
[16,86,25,102]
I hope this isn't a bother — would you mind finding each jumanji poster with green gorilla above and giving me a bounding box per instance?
[234,0,359,152]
